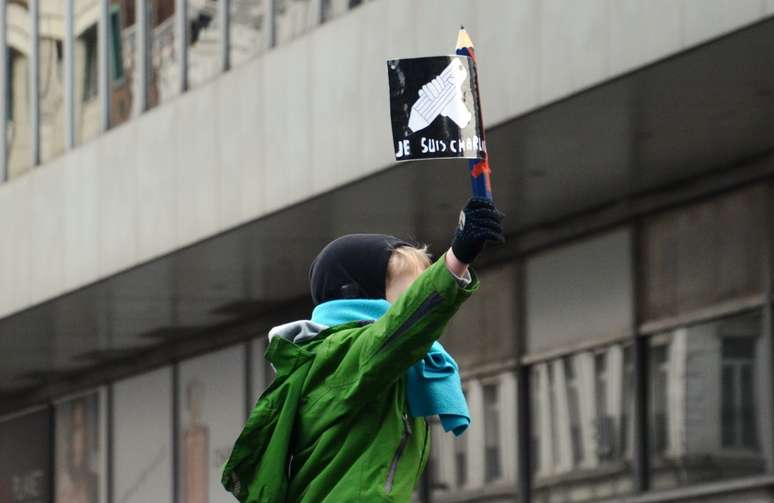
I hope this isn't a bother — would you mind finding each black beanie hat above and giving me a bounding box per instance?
[309,234,410,305]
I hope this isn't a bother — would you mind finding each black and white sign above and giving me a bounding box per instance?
[387,56,486,161]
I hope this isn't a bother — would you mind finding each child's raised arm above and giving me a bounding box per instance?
[340,197,504,399]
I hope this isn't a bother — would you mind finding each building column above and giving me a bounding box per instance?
[574,351,598,469]
[500,371,517,483]
[466,379,485,487]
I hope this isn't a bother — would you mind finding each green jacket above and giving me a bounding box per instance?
[222,256,479,502]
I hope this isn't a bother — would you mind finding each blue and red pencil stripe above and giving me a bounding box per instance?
[456,45,493,200]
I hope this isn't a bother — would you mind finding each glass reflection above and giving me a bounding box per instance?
[55,392,103,503]
[321,0,361,23]
[648,311,771,490]
[109,0,135,127]
[229,0,265,67]
[39,3,65,163]
[483,383,502,482]
[148,0,178,107]
[274,0,312,46]
[187,0,220,89]
[6,0,32,178]
[531,344,634,502]
[74,0,101,144]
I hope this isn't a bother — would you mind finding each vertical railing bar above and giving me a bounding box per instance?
[135,0,148,114]
[172,363,180,503]
[30,0,40,166]
[515,259,532,503]
[64,0,75,149]
[264,0,276,50]
[220,0,230,72]
[176,0,188,93]
[0,0,7,181]
[632,221,651,492]
[99,0,110,130]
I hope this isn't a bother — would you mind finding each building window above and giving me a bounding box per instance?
[649,342,669,454]
[483,383,502,482]
[620,346,634,459]
[647,311,770,490]
[6,49,18,121]
[531,343,634,502]
[594,352,615,462]
[563,358,584,466]
[81,25,99,102]
[109,6,124,84]
[720,336,757,450]
[530,366,542,476]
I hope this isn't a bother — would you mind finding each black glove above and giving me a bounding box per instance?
[451,197,505,264]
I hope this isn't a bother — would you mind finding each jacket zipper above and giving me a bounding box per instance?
[378,293,444,354]
[385,413,413,493]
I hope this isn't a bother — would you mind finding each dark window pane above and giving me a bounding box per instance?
[721,365,736,448]
[454,452,466,487]
[485,447,501,482]
[650,344,668,453]
[722,337,756,359]
[109,0,136,128]
[741,366,757,449]
[39,5,65,163]
[74,0,101,145]
[483,383,501,482]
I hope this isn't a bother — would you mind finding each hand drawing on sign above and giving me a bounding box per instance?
[408,58,472,133]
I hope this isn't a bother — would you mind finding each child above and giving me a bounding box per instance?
[223,197,504,502]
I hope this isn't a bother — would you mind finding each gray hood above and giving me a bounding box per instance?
[267,320,329,345]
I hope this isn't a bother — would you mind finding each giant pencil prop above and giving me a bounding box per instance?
[387,28,493,199]
[455,27,493,200]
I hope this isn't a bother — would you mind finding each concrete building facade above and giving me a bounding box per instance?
[1,1,774,502]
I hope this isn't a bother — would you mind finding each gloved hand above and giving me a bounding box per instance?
[451,197,505,264]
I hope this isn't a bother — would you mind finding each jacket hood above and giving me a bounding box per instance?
[268,320,329,345]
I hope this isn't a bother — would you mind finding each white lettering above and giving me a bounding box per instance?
[396,139,411,158]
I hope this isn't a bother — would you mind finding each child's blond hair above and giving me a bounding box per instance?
[386,245,432,289]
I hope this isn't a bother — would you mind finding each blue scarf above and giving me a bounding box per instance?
[312,299,470,436]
